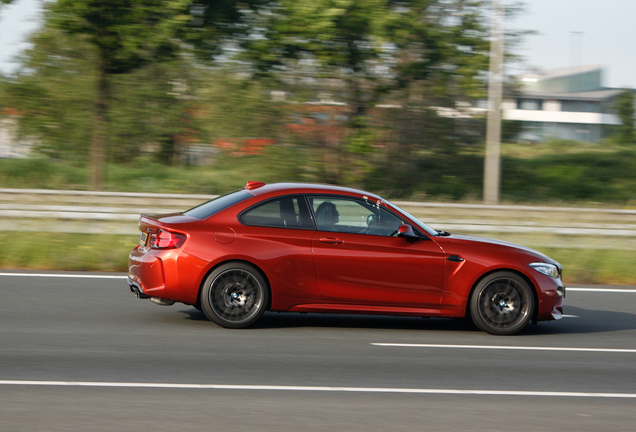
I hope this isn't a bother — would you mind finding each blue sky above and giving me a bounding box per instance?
[510,0,636,88]
[1,0,635,88]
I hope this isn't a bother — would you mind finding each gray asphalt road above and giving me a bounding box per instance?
[1,273,635,431]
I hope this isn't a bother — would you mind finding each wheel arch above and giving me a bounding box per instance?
[465,268,539,323]
[195,259,272,312]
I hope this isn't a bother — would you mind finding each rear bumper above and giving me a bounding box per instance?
[128,246,203,305]
[128,247,167,297]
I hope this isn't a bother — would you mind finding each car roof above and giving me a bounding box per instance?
[244,182,383,200]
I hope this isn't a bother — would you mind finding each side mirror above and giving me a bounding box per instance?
[397,223,419,239]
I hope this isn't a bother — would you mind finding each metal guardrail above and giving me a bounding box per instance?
[1,190,636,248]
[0,188,214,199]
[1,188,635,214]
[392,200,636,215]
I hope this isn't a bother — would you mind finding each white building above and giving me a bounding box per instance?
[503,65,626,143]
[0,117,32,158]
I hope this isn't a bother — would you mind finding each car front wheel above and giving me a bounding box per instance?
[201,262,268,329]
[469,271,534,335]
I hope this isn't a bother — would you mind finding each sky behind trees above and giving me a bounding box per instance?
[510,0,636,89]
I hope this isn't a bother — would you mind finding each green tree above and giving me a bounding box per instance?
[198,70,284,141]
[50,0,190,189]
[2,0,502,195]
[616,90,635,144]
[1,27,98,161]
[1,24,200,166]
[233,0,491,185]
[177,0,270,61]
[108,61,201,165]
[2,0,283,177]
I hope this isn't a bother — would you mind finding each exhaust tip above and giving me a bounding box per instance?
[128,279,149,299]
[150,297,175,306]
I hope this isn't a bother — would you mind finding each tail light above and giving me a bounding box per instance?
[150,229,187,249]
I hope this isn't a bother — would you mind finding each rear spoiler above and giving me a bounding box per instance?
[139,214,162,234]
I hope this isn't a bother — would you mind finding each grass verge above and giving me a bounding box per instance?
[1,232,634,286]
[0,232,135,272]
[542,248,636,286]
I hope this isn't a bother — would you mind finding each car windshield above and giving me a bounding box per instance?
[384,200,439,236]
[184,190,251,219]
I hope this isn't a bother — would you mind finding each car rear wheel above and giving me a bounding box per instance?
[470,271,534,335]
[201,262,268,329]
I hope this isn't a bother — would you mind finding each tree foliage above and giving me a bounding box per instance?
[616,90,635,145]
[51,0,190,73]
[1,23,200,166]
[239,0,490,109]
[48,0,191,188]
[226,0,492,185]
[2,27,97,161]
[1,0,500,196]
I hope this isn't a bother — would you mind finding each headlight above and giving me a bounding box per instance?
[529,262,560,278]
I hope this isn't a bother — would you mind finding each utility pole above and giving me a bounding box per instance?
[483,0,505,204]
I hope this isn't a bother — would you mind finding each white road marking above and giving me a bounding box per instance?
[0,274,633,293]
[562,315,579,318]
[0,273,127,279]
[0,274,633,290]
[0,380,634,398]
[371,343,636,353]
[567,287,636,293]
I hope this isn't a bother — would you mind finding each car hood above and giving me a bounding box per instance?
[441,233,556,263]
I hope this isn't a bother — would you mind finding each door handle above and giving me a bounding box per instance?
[319,237,344,245]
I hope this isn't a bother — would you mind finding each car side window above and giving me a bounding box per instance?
[241,196,314,229]
[310,196,403,236]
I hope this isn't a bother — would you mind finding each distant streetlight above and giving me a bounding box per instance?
[570,31,583,68]
[570,31,584,92]
[483,0,505,205]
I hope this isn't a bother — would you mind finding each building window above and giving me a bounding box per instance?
[517,99,543,110]
[560,101,601,113]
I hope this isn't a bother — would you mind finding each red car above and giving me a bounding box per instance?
[128,181,564,335]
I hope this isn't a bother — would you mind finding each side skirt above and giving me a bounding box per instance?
[271,295,465,318]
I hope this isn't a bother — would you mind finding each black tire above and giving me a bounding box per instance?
[200,262,269,329]
[469,271,534,335]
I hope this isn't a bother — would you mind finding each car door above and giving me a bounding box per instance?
[309,195,445,307]
[238,195,321,301]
